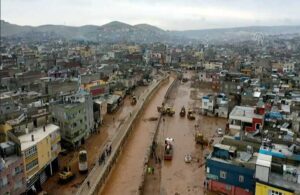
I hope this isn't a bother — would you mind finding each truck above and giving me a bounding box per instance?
[164,138,174,160]
[78,150,88,173]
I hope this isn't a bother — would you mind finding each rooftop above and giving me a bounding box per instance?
[19,124,59,151]
[268,171,300,193]
[229,106,264,122]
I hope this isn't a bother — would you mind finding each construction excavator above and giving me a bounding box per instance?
[195,132,209,149]
[58,152,76,184]
[157,103,175,116]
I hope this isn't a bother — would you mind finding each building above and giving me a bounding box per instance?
[81,79,109,99]
[93,99,107,126]
[204,61,223,70]
[202,95,216,115]
[18,124,61,192]
[255,153,300,195]
[228,106,265,136]
[206,143,256,195]
[62,90,94,135]
[51,102,87,148]
[0,140,26,195]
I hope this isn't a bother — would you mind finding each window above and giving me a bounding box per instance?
[26,159,38,171]
[14,166,22,175]
[25,146,37,158]
[268,190,283,195]
[239,175,244,183]
[220,171,227,179]
[204,102,207,106]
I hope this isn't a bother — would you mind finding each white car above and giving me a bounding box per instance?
[184,154,192,163]
[216,128,224,137]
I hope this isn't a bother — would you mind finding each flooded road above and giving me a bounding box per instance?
[143,71,227,195]
[101,77,175,195]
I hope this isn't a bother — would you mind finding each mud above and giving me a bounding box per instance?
[101,78,175,195]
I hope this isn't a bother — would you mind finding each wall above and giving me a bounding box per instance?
[210,180,252,195]
[206,158,255,192]
[37,136,51,171]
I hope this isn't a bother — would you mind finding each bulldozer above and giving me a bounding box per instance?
[187,109,195,120]
[195,132,208,149]
[166,107,175,116]
[58,166,75,184]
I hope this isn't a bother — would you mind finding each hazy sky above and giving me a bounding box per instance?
[2,0,300,30]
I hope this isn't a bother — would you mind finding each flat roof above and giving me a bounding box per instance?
[256,153,272,167]
[19,124,59,151]
[229,106,264,122]
[268,172,300,193]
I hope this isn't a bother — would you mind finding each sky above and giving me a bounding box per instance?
[2,0,300,30]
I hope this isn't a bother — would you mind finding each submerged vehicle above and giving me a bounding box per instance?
[164,138,174,160]
[187,109,195,120]
[180,106,186,117]
[78,150,88,173]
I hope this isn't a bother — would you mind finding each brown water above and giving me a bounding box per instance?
[101,78,175,195]
[144,71,226,195]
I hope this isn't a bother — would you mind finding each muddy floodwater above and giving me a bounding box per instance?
[101,77,174,195]
[143,71,226,195]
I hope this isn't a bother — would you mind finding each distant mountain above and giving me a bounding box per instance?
[1,20,300,43]
[173,26,300,42]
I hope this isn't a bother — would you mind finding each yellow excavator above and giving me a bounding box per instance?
[58,152,76,184]
[195,132,208,149]
[157,103,175,116]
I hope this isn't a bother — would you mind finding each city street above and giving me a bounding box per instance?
[100,77,174,195]
[143,71,227,195]
[42,85,148,195]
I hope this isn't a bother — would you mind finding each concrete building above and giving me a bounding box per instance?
[0,140,26,195]
[18,124,61,191]
[206,143,256,195]
[255,153,300,195]
[228,106,265,136]
[94,99,107,126]
[51,102,87,148]
[202,95,216,115]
